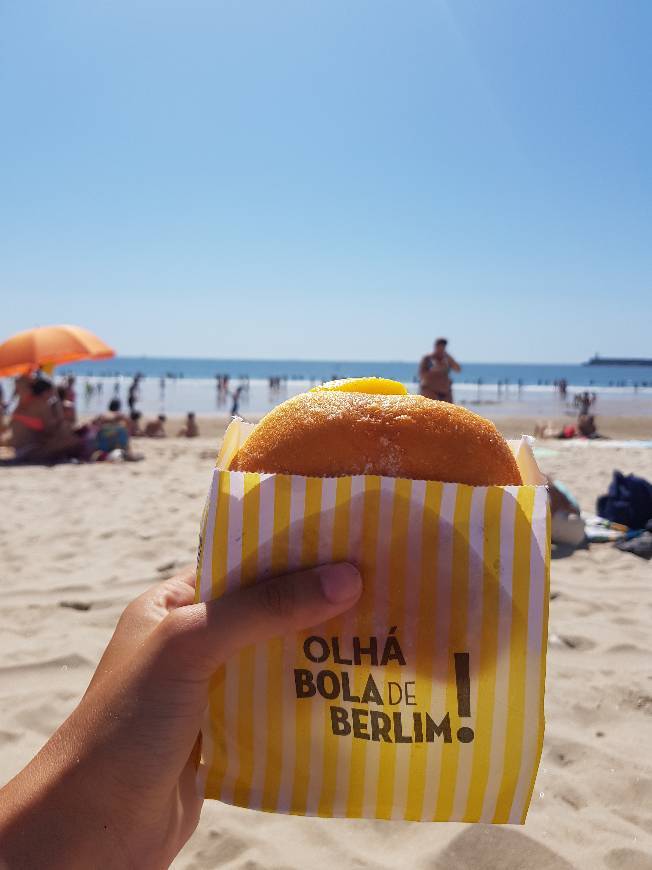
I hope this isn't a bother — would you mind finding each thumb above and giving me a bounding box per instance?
[157,562,362,679]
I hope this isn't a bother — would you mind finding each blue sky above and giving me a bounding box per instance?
[1,1,650,362]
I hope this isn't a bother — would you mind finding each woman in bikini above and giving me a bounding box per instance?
[10,375,82,463]
[419,337,461,403]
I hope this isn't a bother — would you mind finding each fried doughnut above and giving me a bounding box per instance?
[230,390,521,486]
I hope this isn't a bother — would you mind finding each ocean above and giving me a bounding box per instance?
[48,356,652,419]
[59,356,652,388]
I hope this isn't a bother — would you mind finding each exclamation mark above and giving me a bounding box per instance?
[454,652,475,743]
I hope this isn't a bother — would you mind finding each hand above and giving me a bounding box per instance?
[0,563,362,870]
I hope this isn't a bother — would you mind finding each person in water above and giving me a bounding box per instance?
[419,337,461,403]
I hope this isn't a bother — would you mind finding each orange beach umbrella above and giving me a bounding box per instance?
[0,324,115,377]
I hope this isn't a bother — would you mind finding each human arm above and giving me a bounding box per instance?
[446,354,461,373]
[0,563,361,870]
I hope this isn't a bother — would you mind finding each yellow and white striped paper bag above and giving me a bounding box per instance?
[195,420,550,823]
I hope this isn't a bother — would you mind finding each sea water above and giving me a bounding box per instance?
[49,357,652,418]
[58,356,652,389]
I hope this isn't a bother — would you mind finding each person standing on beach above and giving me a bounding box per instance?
[419,337,461,403]
[128,374,142,414]
[230,386,243,416]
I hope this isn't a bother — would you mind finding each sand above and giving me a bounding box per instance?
[1,436,651,869]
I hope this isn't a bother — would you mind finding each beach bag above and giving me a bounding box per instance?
[195,421,550,824]
[596,471,652,530]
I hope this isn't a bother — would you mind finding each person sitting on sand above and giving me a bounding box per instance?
[533,420,560,439]
[557,424,577,439]
[7,375,42,460]
[56,386,76,425]
[577,413,599,438]
[9,375,82,463]
[94,398,129,427]
[90,398,137,459]
[535,414,603,442]
[419,337,461,403]
[63,375,76,405]
[144,414,167,438]
[0,382,7,434]
[547,475,585,547]
[177,412,199,438]
[128,410,144,437]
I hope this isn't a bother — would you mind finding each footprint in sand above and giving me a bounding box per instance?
[620,690,652,714]
[549,633,596,651]
[608,643,646,654]
[14,698,77,737]
[613,809,652,835]
[0,653,91,675]
[59,600,93,611]
[605,849,652,870]
[186,829,251,867]
[559,783,586,811]
[430,827,573,870]
[611,616,637,626]
[52,549,79,562]
[54,584,92,594]
[544,736,591,772]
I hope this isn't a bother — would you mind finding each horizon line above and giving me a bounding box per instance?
[94,354,588,366]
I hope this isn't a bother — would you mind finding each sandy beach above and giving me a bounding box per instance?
[165,413,652,444]
[1,432,651,869]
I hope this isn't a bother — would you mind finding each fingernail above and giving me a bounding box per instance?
[318,563,362,604]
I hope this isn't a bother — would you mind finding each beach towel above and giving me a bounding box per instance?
[596,472,652,530]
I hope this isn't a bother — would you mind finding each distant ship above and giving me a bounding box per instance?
[584,354,652,367]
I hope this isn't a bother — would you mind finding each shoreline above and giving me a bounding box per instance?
[60,375,652,421]
[142,414,652,444]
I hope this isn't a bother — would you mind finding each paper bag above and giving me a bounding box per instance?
[195,420,550,823]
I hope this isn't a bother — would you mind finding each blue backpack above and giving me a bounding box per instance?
[596,471,652,530]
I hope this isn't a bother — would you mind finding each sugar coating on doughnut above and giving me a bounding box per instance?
[229,392,522,486]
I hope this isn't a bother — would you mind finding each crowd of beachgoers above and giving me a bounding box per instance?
[0,372,200,465]
[2,339,651,466]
